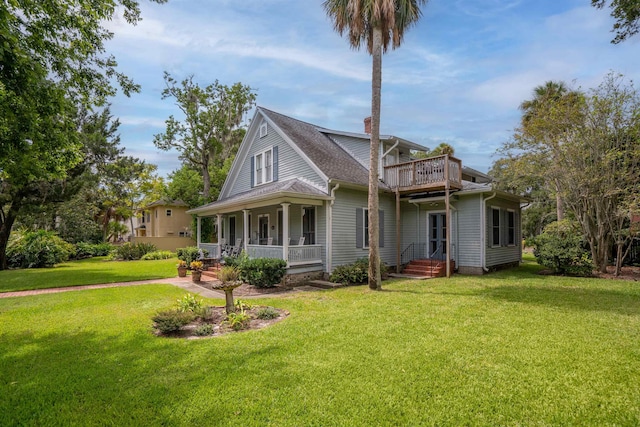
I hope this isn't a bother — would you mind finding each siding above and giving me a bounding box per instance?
[228,121,325,197]
[485,197,522,267]
[454,195,482,268]
[331,188,397,270]
[330,135,370,169]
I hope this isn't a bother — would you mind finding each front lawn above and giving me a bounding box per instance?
[1,260,638,425]
[0,257,179,293]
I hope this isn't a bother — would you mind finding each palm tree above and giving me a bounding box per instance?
[519,80,577,221]
[324,0,427,290]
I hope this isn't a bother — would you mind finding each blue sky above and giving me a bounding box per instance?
[105,0,640,177]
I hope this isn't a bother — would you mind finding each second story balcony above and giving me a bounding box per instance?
[383,155,463,194]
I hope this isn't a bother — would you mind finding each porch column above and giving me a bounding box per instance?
[216,214,222,243]
[396,190,401,273]
[445,155,451,278]
[242,209,250,252]
[197,216,201,247]
[281,203,290,264]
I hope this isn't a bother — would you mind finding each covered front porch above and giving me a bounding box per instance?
[188,179,330,270]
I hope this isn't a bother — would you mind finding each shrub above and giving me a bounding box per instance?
[239,258,287,288]
[176,293,203,313]
[194,324,214,336]
[110,242,157,261]
[152,310,195,334]
[529,220,593,276]
[73,242,114,259]
[7,229,75,268]
[329,257,388,285]
[141,250,174,260]
[235,299,253,311]
[176,246,207,265]
[218,265,241,283]
[226,311,250,331]
[256,306,279,320]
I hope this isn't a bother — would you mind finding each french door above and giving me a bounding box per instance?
[428,213,447,261]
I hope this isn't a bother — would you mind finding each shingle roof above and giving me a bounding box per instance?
[188,179,329,214]
[260,107,375,188]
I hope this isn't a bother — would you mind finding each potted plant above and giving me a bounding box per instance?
[177,260,188,277]
[190,260,204,282]
[211,265,243,314]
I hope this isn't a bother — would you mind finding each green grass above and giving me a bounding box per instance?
[1,259,639,426]
[0,257,179,293]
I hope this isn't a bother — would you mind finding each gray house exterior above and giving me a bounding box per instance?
[188,107,523,278]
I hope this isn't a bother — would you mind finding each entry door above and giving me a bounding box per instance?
[259,215,269,245]
[428,213,447,260]
[302,207,315,245]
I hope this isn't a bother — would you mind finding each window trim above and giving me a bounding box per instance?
[259,121,268,138]
[166,209,172,217]
[491,206,501,248]
[253,147,273,186]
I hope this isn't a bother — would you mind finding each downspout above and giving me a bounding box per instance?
[481,192,497,272]
[327,183,340,273]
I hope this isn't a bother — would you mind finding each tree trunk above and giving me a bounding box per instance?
[555,188,564,221]
[368,27,382,291]
[0,196,22,270]
[202,165,211,201]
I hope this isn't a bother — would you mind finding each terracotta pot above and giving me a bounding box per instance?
[191,270,202,282]
[177,266,187,277]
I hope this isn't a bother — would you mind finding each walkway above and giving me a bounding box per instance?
[0,276,336,299]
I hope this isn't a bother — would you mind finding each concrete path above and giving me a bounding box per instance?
[0,276,318,299]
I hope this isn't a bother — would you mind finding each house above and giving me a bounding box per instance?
[188,107,525,280]
[132,200,195,251]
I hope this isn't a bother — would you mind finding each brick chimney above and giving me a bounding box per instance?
[364,116,372,134]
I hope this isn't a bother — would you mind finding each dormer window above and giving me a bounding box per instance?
[259,121,268,138]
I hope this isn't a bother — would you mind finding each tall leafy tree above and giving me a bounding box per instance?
[0,0,166,269]
[324,0,428,290]
[154,73,256,201]
[592,0,640,43]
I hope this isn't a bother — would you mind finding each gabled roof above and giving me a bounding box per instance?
[259,107,373,188]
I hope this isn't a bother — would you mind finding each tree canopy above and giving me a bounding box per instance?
[592,0,640,43]
[154,72,256,201]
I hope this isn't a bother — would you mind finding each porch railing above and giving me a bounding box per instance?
[400,242,427,265]
[288,244,322,265]
[384,155,462,191]
[199,243,220,259]
[246,245,283,259]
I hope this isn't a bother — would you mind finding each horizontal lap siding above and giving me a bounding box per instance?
[331,188,397,269]
[228,122,325,197]
[485,198,522,267]
[455,195,482,268]
[330,135,370,169]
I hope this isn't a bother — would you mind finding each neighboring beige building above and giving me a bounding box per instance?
[132,200,195,251]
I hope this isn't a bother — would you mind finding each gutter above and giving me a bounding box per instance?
[481,192,497,272]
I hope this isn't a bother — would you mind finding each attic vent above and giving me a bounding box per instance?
[259,122,268,138]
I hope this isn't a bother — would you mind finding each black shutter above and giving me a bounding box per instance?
[356,208,363,248]
[273,146,279,182]
[379,210,384,248]
[250,156,255,188]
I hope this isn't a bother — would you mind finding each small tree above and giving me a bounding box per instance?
[529,220,593,276]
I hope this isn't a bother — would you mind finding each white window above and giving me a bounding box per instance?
[491,207,501,247]
[254,147,273,186]
[259,121,268,138]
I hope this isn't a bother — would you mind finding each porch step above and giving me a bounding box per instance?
[306,280,345,289]
[402,259,455,278]
[201,267,221,280]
